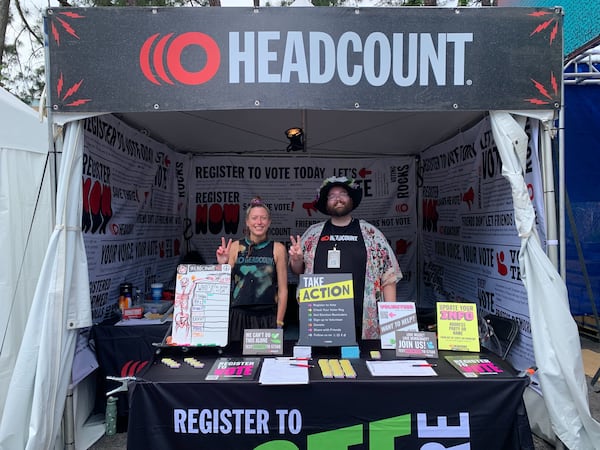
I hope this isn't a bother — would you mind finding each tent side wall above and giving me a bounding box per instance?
[0,87,53,419]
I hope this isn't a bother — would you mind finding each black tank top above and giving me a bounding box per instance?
[231,239,277,307]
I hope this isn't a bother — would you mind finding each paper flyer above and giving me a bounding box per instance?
[436,302,480,352]
[377,302,419,349]
[171,264,231,347]
[445,355,504,378]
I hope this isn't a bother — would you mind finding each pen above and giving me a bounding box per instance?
[290,363,314,368]
[290,357,311,361]
[412,364,437,367]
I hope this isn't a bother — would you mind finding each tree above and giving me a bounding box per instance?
[1,0,46,103]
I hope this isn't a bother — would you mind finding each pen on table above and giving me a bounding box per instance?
[289,363,314,368]
[412,364,437,367]
[290,357,311,361]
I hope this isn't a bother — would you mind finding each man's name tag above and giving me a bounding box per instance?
[328,248,341,269]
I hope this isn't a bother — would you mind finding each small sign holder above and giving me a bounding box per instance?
[243,329,284,355]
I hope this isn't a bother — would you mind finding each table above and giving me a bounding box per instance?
[126,344,532,450]
[92,320,171,418]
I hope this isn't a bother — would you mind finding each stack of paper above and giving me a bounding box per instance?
[259,358,310,385]
[365,360,437,377]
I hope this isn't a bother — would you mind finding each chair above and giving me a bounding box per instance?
[481,314,519,360]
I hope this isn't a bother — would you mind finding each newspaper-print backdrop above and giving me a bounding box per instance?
[187,156,418,303]
[83,114,187,322]
[420,116,545,369]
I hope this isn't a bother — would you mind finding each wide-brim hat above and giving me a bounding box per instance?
[315,176,362,215]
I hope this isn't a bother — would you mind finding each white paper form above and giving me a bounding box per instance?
[366,360,438,377]
[259,358,310,385]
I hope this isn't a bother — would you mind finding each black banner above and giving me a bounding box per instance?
[127,352,531,449]
[46,7,562,113]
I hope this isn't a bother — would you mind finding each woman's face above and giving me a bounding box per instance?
[246,206,271,240]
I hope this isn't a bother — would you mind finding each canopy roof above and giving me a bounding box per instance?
[47,6,562,156]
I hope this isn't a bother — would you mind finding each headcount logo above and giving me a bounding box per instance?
[140,32,221,85]
[139,30,474,87]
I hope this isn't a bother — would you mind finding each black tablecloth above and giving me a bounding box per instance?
[126,343,533,450]
[91,320,171,419]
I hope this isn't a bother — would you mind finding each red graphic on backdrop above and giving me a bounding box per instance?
[358,168,372,178]
[525,72,558,106]
[396,239,412,255]
[83,177,112,234]
[496,251,508,276]
[196,203,240,235]
[120,360,149,377]
[462,187,474,210]
[50,11,84,46]
[528,11,559,46]
[302,200,318,216]
[422,198,438,232]
[140,32,221,86]
[56,73,91,107]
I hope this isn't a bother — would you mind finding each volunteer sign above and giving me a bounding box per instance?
[46,7,562,112]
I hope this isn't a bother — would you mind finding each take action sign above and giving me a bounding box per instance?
[297,273,356,347]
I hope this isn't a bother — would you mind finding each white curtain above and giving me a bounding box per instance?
[490,110,600,450]
[0,121,92,450]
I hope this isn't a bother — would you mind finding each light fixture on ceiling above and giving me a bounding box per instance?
[285,127,305,152]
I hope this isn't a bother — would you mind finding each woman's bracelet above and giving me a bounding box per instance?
[276,320,284,327]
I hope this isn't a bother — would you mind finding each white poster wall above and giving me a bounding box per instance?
[82,115,187,323]
[187,156,418,302]
[421,116,545,370]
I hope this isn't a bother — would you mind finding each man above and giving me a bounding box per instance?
[289,176,402,339]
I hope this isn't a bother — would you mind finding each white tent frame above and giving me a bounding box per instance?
[3,8,600,450]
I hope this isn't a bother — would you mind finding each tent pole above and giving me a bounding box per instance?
[541,121,558,268]
[64,387,75,450]
[558,97,566,279]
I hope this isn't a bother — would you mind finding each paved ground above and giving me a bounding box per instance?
[89,337,600,450]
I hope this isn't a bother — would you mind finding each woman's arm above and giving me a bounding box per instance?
[274,242,288,326]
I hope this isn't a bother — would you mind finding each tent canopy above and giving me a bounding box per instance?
[47,6,562,155]
[114,109,485,156]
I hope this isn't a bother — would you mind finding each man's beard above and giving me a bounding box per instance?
[327,202,353,217]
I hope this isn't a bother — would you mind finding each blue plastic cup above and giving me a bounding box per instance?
[151,283,163,302]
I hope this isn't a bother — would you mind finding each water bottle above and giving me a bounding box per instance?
[105,396,117,436]
[134,288,143,306]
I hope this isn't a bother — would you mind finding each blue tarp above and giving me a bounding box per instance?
[564,84,600,316]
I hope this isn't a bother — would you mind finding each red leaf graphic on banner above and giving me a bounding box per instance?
[531,78,552,100]
[66,99,92,106]
[56,17,80,40]
[63,79,83,101]
[525,98,549,105]
[550,21,558,45]
[530,18,554,37]
[57,72,64,98]
[551,72,558,96]
[528,11,552,18]
[51,22,60,46]
[60,11,85,19]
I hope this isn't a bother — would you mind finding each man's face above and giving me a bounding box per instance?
[325,186,353,217]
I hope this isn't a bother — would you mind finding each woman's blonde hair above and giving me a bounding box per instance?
[245,196,271,219]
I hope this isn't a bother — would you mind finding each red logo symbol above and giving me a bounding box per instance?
[140,32,221,85]
[120,360,149,377]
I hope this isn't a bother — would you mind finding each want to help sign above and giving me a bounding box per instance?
[377,302,419,349]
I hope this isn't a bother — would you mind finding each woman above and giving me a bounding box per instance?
[216,197,288,342]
